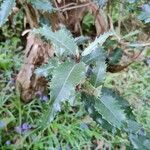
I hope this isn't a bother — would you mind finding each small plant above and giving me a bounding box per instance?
[32,24,149,149]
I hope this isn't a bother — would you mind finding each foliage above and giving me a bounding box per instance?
[82,31,113,56]
[0,0,150,149]
[32,25,150,149]
[42,61,86,125]
[82,13,95,34]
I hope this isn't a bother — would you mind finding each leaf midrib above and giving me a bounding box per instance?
[47,31,76,55]
[97,97,124,128]
[54,63,76,103]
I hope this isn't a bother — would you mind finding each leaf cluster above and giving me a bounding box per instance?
[0,0,150,149]
[33,25,150,149]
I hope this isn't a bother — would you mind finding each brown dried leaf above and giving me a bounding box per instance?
[16,34,54,102]
[55,0,108,35]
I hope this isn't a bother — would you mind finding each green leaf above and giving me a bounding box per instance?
[28,0,54,12]
[83,86,150,148]
[90,61,107,87]
[101,87,130,109]
[83,47,107,87]
[82,87,127,129]
[82,31,113,56]
[42,61,86,126]
[51,61,86,111]
[95,94,126,129]
[101,88,144,133]
[82,46,106,65]
[0,0,16,27]
[33,26,78,56]
[82,87,146,136]
[109,48,123,64]
[82,93,115,132]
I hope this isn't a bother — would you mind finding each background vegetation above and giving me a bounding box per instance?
[0,0,150,149]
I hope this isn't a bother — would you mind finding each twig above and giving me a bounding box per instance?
[60,2,93,12]
[58,3,77,10]
[54,0,65,22]
[108,15,150,48]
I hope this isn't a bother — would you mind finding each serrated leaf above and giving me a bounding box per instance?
[95,94,126,129]
[28,0,54,12]
[82,88,127,129]
[101,87,144,133]
[82,31,113,56]
[51,61,86,111]
[82,92,115,132]
[42,61,86,126]
[82,46,106,65]
[33,26,78,56]
[101,87,130,109]
[0,0,16,27]
[82,87,145,135]
[90,61,107,87]
[84,47,107,87]
[82,86,149,148]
